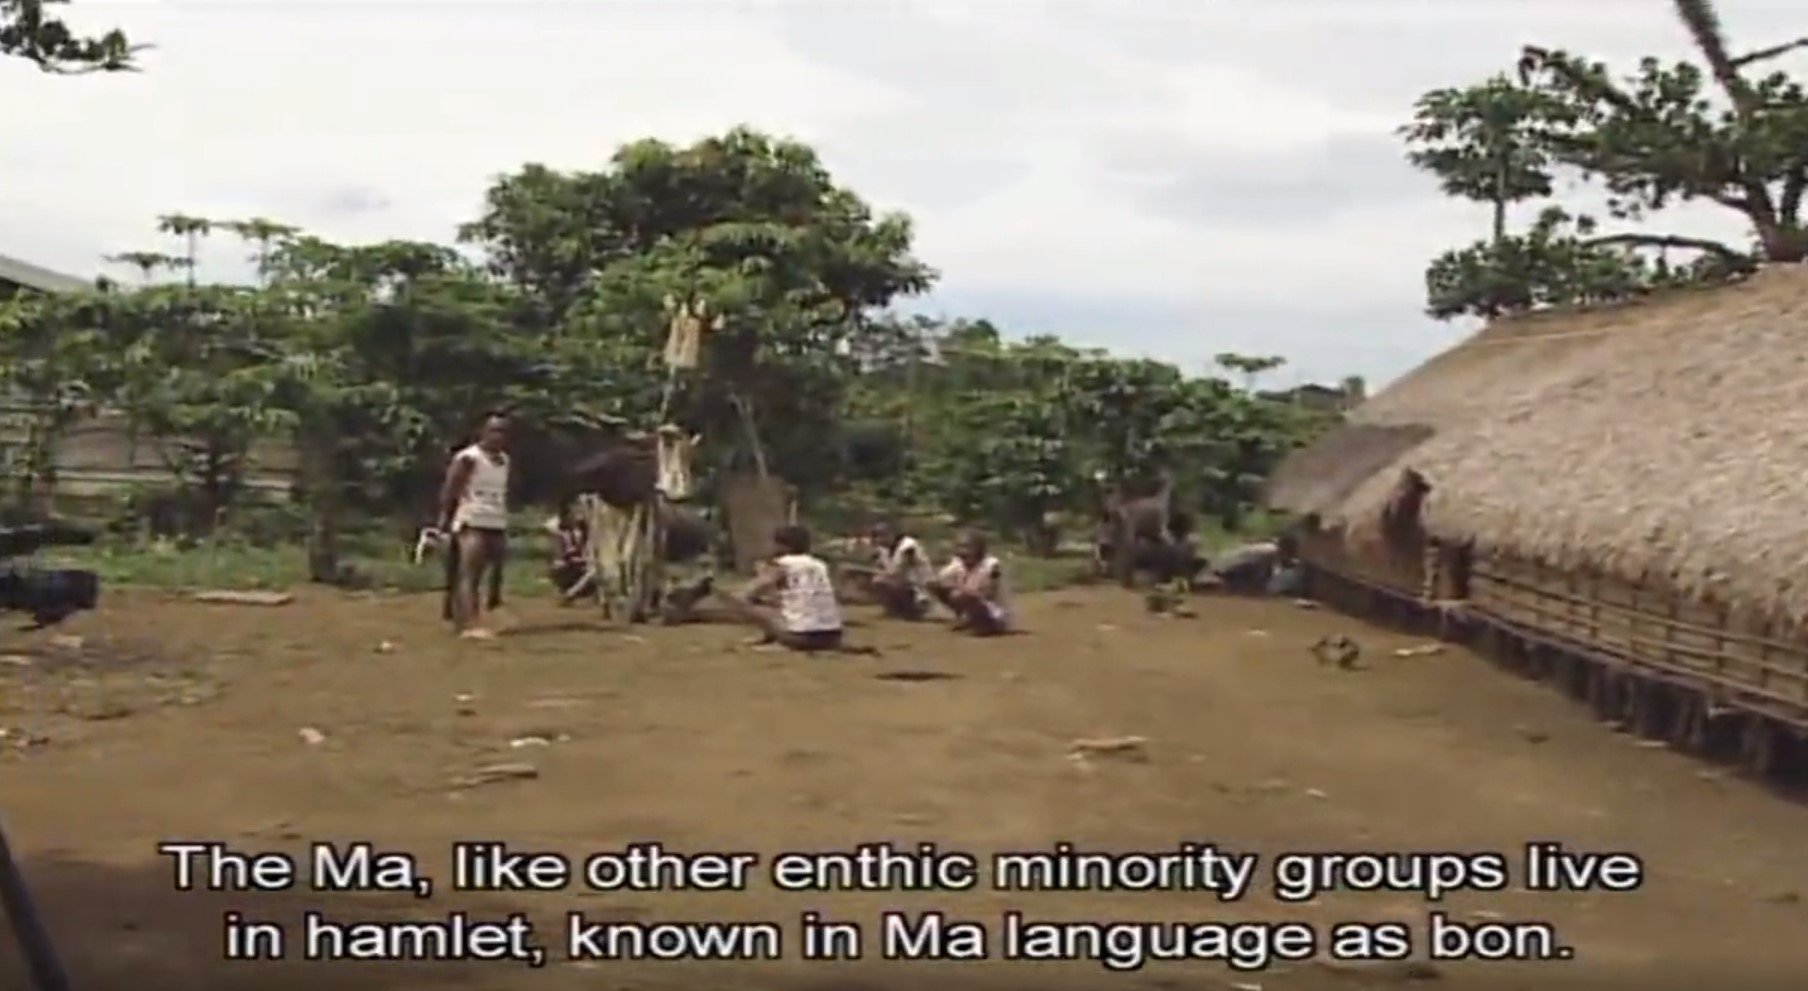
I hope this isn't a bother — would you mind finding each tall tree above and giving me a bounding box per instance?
[462,127,936,489]
[1401,75,1573,244]
[1,0,139,72]
[1408,0,1805,319]
[1517,0,1808,263]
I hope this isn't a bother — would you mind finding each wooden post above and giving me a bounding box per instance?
[1669,689,1706,752]
[1739,716,1778,779]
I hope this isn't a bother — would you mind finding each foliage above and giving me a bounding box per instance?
[1,127,1343,581]
[462,127,937,485]
[1518,0,1808,262]
[0,292,114,507]
[1421,206,1746,319]
[1,0,139,73]
[1406,0,1808,319]
[1400,75,1575,242]
[878,327,1327,550]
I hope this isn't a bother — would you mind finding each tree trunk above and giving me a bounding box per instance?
[1756,221,1808,263]
[729,392,769,478]
[300,423,341,584]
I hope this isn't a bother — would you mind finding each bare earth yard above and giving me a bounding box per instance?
[3,587,1806,990]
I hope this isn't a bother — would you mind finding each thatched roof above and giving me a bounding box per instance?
[1268,264,1808,625]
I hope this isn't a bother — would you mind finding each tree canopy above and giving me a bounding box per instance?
[1,0,139,73]
[1403,0,1808,320]
[0,124,1335,577]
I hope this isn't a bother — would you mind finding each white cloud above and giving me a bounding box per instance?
[2,0,1801,384]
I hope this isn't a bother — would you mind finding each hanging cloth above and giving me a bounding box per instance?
[663,301,715,370]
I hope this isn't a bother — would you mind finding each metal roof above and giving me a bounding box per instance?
[0,253,89,293]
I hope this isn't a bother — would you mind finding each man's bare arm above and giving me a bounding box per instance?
[737,561,782,601]
[437,455,474,530]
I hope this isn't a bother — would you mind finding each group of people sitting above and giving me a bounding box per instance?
[544,509,1013,654]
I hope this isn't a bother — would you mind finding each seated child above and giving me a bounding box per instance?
[868,521,933,620]
[928,530,1013,636]
[545,502,595,603]
[716,524,846,652]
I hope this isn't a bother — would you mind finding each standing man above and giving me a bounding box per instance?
[439,412,512,639]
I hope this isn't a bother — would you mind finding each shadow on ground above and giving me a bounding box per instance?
[2,857,488,991]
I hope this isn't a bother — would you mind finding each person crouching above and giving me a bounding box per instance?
[545,500,595,604]
[717,524,846,652]
[928,530,1013,636]
[868,521,933,620]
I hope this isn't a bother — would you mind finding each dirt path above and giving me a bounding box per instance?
[3,587,1805,990]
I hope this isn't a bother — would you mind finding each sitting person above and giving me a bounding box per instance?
[542,499,593,600]
[1266,532,1306,596]
[868,521,933,620]
[1211,538,1281,594]
[928,530,1013,636]
[716,524,847,652]
[544,501,595,603]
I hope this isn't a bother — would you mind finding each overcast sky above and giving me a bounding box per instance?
[3,1,1802,387]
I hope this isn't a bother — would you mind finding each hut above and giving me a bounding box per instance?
[1267,266,1808,774]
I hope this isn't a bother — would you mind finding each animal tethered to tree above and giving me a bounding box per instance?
[574,297,716,623]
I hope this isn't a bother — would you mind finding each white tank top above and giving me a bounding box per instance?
[775,553,842,633]
[453,444,510,531]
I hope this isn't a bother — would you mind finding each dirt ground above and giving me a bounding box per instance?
[3,586,1807,991]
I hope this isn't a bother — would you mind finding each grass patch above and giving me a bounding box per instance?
[45,530,1096,596]
[38,507,1259,596]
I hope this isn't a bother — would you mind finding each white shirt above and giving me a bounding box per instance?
[775,553,842,633]
[939,554,1012,627]
[452,444,510,531]
[878,536,934,587]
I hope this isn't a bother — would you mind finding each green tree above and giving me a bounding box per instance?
[1213,353,1284,392]
[1408,0,1802,318]
[1516,0,1808,263]
[925,390,1079,555]
[464,127,936,491]
[1423,207,1685,318]
[255,233,536,577]
[105,283,292,525]
[1,0,139,72]
[0,292,116,511]
[1401,75,1574,244]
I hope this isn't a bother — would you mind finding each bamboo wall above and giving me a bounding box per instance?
[1469,551,1808,728]
[1296,527,1808,731]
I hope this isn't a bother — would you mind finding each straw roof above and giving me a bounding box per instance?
[1268,264,1808,626]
